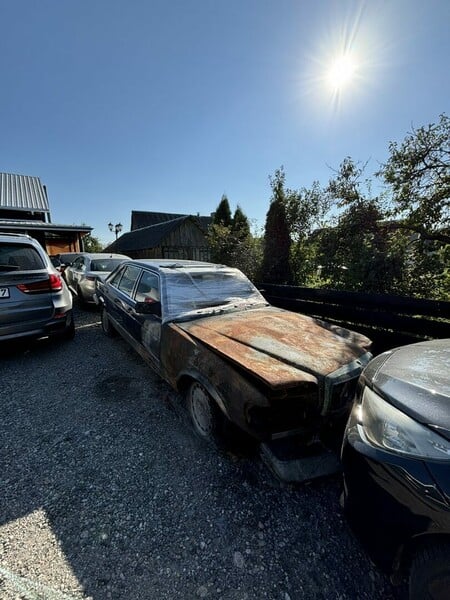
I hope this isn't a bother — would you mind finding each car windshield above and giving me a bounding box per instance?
[90,258,124,272]
[163,266,267,322]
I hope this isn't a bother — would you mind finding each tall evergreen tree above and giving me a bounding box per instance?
[261,169,293,284]
[232,205,250,239]
[213,194,232,227]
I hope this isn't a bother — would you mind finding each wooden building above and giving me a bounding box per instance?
[104,214,211,260]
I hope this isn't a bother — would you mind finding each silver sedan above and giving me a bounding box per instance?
[65,253,129,305]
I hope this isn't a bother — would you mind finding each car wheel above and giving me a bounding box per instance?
[101,308,116,337]
[410,542,450,600]
[186,381,226,444]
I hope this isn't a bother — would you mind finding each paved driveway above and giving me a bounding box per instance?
[0,307,402,599]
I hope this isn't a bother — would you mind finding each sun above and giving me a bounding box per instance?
[326,54,357,90]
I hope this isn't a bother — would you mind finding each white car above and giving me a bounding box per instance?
[65,253,129,305]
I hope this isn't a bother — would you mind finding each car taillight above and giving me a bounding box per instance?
[49,274,63,291]
[17,274,63,294]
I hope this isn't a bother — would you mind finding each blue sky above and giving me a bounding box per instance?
[1,0,449,246]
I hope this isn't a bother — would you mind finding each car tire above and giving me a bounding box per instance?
[101,308,116,337]
[186,381,227,446]
[409,542,450,600]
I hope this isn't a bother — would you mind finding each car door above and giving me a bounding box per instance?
[112,264,142,334]
[133,269,162,366]
[100,264,126,323]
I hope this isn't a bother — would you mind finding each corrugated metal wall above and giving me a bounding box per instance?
[0,173,50,212]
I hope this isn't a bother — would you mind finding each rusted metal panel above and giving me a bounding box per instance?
[178,306,371,385]
[161,322,273,437]
[175,321,317,389]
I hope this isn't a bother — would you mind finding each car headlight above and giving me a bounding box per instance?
[354,386,450,461]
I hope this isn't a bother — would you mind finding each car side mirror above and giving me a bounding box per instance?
[135,301,161,316]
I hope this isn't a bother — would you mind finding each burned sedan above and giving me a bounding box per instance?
[97,260,371,479]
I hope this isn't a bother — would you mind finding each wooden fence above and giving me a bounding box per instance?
[259,284,450,352]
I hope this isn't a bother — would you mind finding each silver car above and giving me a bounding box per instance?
[0,233,74,342]
[65,252,129,305]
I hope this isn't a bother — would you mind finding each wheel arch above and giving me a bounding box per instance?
[176,370,230,419]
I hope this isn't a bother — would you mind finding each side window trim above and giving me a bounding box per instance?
[109,265,126,288]
[133,268,160,302]
[117,265,142,299]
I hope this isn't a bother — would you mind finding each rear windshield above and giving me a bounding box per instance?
[0,243,45,272]
[59,253,82,265]
[90,258,125,272]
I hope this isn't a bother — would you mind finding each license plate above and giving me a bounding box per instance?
[0,287,10,298]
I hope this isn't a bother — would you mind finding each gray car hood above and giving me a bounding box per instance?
[371,339,450,439]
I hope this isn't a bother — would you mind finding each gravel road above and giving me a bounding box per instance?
[1,305,403,600]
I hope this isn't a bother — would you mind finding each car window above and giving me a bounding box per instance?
[60,253,81,265]
[72,257,84,269]
[109,266,125,288]
[117,265,141,297]
[135,271,160,303]
[0,243,45,272]
[90,258,125,272]
[50,256,62,267]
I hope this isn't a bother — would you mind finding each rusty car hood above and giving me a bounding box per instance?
[176,307,371,389]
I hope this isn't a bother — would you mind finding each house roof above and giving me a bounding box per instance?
[106,216,203,253]
[131,210,212,232]
[0,219,92,234]
[0,173,50,213]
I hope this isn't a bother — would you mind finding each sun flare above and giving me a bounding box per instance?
[326,54,357,90]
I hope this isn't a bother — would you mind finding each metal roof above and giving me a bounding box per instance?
[109,216,190,252]
[0,219,91,233]
[131,210,212,232]
[0,173,50,213]
[106,215,207,253]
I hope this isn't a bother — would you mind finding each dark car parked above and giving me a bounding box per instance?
[0,233,74,342]
[341,339,450,600]
[97,259,372,478]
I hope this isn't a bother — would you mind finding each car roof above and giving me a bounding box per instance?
[0,233,39,244]
[77,253,130,259]
[123,259,227,270]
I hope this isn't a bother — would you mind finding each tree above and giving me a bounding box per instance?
[208,222,233,266]
[380,114,450,244]
[82,232,103,252]
[261,168,293,284]
[231,205,250,239]
[284,180,331,242]
[213,194,233,227]
[316,158,403,293]
[208,200,261,279]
